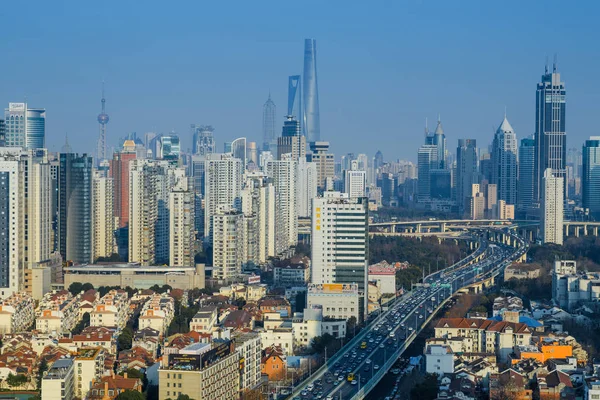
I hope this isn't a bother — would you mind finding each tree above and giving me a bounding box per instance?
[119,368,147,389]
[72,312,90,335]
[82,282,95,292]
[166,395,195,400]
[117,327,134,351]
[311,333,335,355]
[410,373,439,400]
[68,282,83,296]
[346,316,358,338]
[37,358,48,389]
[114,390,145,400]
[7,373,28,388]
[295,291,306,312]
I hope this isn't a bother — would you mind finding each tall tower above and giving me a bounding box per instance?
[535,60,566,203]
[456,139,479,213]
[582,137,600,219]
[491,116,518,205]
[288,75,302,122]
[262,94,276,152]
[541,168,564,245]
[97,82,110,164]
[303,39,320,143]
[518,137,536,213]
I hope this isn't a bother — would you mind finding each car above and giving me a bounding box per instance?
[334,380,339,386]
[338,375,344,381]
[374,365,380,370]
[301,391,308,396]
[379,343,385,348]
[366,359,371,364]
[351,380,358,385]
[327,396,333,400]
[307,384,314,391]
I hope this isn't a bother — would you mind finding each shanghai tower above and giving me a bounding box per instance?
[303,38,320,143]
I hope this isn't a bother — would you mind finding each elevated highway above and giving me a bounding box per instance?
[286,228,527,400]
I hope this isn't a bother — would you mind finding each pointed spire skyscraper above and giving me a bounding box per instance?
[303,38,320,143]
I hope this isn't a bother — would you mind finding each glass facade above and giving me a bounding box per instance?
[583,138,600,219]
[303,39,320,143]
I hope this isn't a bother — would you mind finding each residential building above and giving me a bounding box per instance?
[73,347,105,399]
[468,184,486,220]
[233,332,262,393]
[259,328,294,356]
[0,292,35,333]
[169,178,195,267]
[552,260,600,311]
[59,153,94,264]
[159,340,240,400]
[71,326,117,354]
[110,140,137,229]
[41,358,75,400]
[212,209,245,280]
[190,306,218,333]
[306,283,361,321]
[296,159,318,218]
[90,290,130,329]
[36,290,80,334]
[241,173,276,263]
[266,155,298,253]
[87,372,143,400]
[307,141,334,190]
[425,344,454,375]
[292,307,346,349]
[204,154,243,238]
[541,168,564,245]
[491,116,518,205]
[497,200,515,220]
[138,293,175,337]
[504,264,542,281]
[92,171,116,261]
[274,260,310,287]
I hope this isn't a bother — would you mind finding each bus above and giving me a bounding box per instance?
[347,373,355,382]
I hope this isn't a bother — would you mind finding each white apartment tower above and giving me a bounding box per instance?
[212,209,245,280]
[169,177,196,267]
[296,159,318,218]
[344,160,367,198]
[311,191,368,289]
[541,168,564,245]
[92,172,115,261]
[241,173,276,263]
[204,154,243,238]
[265,155,298,254]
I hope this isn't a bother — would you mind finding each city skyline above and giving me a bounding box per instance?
[1,2,599,159]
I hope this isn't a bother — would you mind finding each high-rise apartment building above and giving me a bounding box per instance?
[231,137,247,167]
[212,210,245,280]
[59,153,94,264]
[92,172,115,262]
[456,139,479,213]
[541,168,564,245]
[468,184,486,220]
[491,116,518,206]
[241,173,276,263]
[344,160,367,198]
[0,119,5,146]
[277,116,306,161]
[296,160,318,218]
[157,134,180,160]
[169,178,195,267]
[303,39,320,143]
[307,141,334,190]
[247,141,258,166]
[3,103,46,149]
[582,137,600,219]
[266,156,298,254]
[262,94,277,153]
[204,154,243,238]
[535,62,567,203]
[518,137,536,213]
[128,160,159,265]
[191,125,215,156]
[110,140,137,228]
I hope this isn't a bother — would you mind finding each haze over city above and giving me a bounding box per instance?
[2,0,600,158]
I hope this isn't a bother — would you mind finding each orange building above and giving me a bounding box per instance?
[512,338,572,364]
[110,141,137,228]
[261,345,286,381]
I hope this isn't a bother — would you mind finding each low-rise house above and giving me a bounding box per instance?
[489,369,532,400]
[273,260,310,287]
[504,263,542,281]
[535,369,576,400]
[425,344,454,375]
[259,326,294,356]
[73,347,105,399]
[223,310,254,331]
[258,297,292,318]
[138,292,175,337]
[36,290,81,334]
[0,292,35,334]
[133,327,161,358]
[189,306,218,333]
[78,289,99,318]
[72,326,117,354]
[117,345,154,371]
[90,290,130,329]
[261,344,286,381]
[86,372,143,400]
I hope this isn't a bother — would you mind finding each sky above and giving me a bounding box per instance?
[1,0,599,162]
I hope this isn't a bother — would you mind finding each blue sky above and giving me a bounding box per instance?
[1,0,599,161]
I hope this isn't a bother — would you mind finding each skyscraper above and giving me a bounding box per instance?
[266,155,298,254]
[456,139,479,213]
[541,168,564,245]
[535,61,567,203]
[59,153,94,264]
[4,103,46,149]
[262,94,277,153]
[582,137,600,219]
[191,125,215,156]
[288,75,302,123]
[425,118,446,169]
[491,116,518,206]
[231,137,247,167]
[0,151,22,296]
[344,160,367,198]
[303,39,320,143]
[307,141,334,190]
[92,171,115,261]
[277,116,306,161]
[0,119,5,146]
[517,137,536,213]
[417,144,438,202]
[296,159,318,218]
[169,177,195,267]
[204,154,243,238]
[110,140,137,229]
[96,82,110,164]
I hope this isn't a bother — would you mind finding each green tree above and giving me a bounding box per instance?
[166,395,195,400]
[117,327,134,351]
[410,373,439,400]
[295,291,307,312]
[72,312,91,335]
[311,333,335,355]
[36,358,48,389]
[346,316,358,338]
[114,390,145,400]
[68,282,83,296]
[7,373,28,388]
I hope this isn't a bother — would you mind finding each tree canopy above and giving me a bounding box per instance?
[114,390,145,400]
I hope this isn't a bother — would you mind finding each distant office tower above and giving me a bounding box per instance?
[344,160,367,198]
[518,137,536,213]
[191,125,216,156]
[231,137,247,167]
[288,75,302,121]
[262,94,277,152]
[374,150,384,170]
[541,168,564,244]
[456,139,479,212]
[417,144,438,202]
[307,141,334,190]
[266,156,298,254]
[303,39,320,143]
[535,61,567,203]
[497,200,515,220]
[296,159,318,218]
[485,183,498,217]
[491,116,518,205]
[97,83,110,164]
[204,154,243,238]
[312,192,368,316]
[583,137,600,219]
[378,173,397,206]
[110,140,137,228]
[567,147,582,195]
[59,153,94,264]
[92,172,115,261]
[170,178,195,267]
[157,134,180,160]
[0,151,21,296]
[247,142,258,166]
[0,119,5,146]
[4,103,46,149]
[429,169,452,200]
[468,184,486,220]
[277,116,306,161]
[212,210,244,280]
[341,153,356,173]
[479,153,493,184]
[425,118,446,169]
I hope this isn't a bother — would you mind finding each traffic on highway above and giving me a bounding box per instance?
[286,229,527,400]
